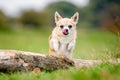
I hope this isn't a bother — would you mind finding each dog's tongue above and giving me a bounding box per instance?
[62,29,68,35]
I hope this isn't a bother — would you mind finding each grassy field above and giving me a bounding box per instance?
[0,28,120,80]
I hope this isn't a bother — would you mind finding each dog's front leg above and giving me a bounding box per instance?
[49,38,59,56]
[66,40,75,59]
[67,40,75,53]
[52,40,59,51]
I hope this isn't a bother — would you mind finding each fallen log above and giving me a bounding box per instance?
[0,50,120,73]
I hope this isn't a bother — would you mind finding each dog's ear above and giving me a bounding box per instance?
[55,11,62,23]
[71,12,79,24]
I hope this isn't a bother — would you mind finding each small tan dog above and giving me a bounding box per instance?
[49,11,79,59]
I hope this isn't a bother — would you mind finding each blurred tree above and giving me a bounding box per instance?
[0,11,9,30]
[46,1,79,17]
[19,10,50,28]
[85,0,120,34]
[45,1,80,27]
[82,0,106,28]
[99,0,120,34]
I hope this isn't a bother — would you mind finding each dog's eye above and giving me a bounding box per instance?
[60,25,64,29]
[68,25,72,29]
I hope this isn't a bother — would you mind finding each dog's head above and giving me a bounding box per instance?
[55,11,79,36]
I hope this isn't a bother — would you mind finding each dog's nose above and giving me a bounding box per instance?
[65,29,68,32]
[62,29,69,35]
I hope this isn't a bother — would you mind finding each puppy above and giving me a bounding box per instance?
[49,11,79,59]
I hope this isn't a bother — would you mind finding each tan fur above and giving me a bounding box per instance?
[49,12,79,59]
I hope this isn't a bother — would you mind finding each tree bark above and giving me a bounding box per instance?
[0,50,119,73]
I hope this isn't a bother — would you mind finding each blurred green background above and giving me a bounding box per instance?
[0,0,120,80]
[0,0,120,59]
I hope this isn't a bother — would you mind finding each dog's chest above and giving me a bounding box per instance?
[59,36,71,44]
[58,36,71,51]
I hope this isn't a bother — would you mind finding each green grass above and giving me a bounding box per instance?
[0,63,120,80]
[0,29,50,54]
[75,29,118,59]
[0,28,119,80]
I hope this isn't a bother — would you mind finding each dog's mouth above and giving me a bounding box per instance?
[62,29,69,35]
